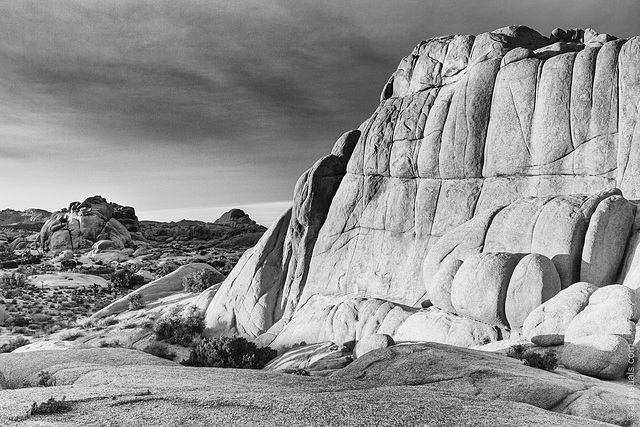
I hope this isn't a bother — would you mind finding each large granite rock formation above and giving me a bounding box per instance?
[39,196,138,253]
[200,26,640,357]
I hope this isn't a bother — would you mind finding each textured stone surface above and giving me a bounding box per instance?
[565,284,640,344]
[522,282,598,346]
[201,26,640,349]
[562,334,630,379]
[505,254,561,330]
[451,252,524,328]
[581,195,635,286]
[264,342,353,372]
[353,334,395,359]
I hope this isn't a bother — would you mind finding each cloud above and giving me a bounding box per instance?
[0,0,638,216]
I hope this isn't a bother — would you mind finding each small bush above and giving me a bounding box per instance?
[30,397,72,416]
[143,342,176,360]
[37,370,56,387]
[523,349,558,371]
[154,306,205,347]
[156,262,179,278]
[111,269,145,289]
[181,336,277,369]
[0,370,31,389]
[98,340,121,348]
[0,336,30,353]
[61,331,84,341]
[0,272,27,289]
[127,293,144,310]
[506,344,527,360]
[182,269,221,293]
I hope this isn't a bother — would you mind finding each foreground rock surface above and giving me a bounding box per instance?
[0,344,633,427]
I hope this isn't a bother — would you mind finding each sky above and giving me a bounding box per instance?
[0,0,638,226]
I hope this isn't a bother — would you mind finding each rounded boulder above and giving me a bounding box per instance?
[451,252,524,328]
[522,282,598,346]
[565,285,640,345]
[427,258,463,313]
[354,334,395,359]
[505,253,561,330]
[561,334,630,380]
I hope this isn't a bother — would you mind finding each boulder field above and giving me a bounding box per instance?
[193,25,640,379]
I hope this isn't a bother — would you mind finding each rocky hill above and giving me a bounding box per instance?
[0,208,51,231]
[185,25,640,380]
[37,196,266,254]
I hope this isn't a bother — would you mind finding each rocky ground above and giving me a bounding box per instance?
[0,203,266,350]
[0,345,634,427]
[1,199,638,427]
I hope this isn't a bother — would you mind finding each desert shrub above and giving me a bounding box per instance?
[30,397,72,415]
[523,349,558,371]
[506,344,527,360]
[0,370,30,389]
[290,368,310,376]
[143,342,176,360]
[154,306,205,346]
[0,272,27,289]
[156,262,179,278]
[61,331,84,341]
[98,340,121,348]
[181,336,277,369]
[0,336,30,353]
[37,370,56,387]
[110,269,145,289]
[127,293,144,310]
[182,269,220,293]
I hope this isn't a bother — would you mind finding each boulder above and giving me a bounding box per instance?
[565,284,640,344]
[426,258,463,312]
[264,342,353,372]
[0,305,8,326]
[92,239,116,252]
[40,195,133,252]
[450,252,524,328]
[353,334,395,359]
[504,254,561,330]
[522,282,598,346]
[580,195,635,286]
[561,334,630,379]
[111,204,139,232]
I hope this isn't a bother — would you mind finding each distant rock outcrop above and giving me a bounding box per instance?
[39,196,137,253]
[213,209,263,231]
[0,208,51,228]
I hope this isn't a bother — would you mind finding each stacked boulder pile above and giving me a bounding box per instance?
[186,25,640,381]
[39,196,137,253]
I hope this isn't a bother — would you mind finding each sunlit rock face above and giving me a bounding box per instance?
[202,26,640,350]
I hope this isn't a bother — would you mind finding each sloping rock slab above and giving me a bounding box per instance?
[0,353,617,427]
[332,342,639,426]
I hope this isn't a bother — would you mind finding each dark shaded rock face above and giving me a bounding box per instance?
[199,26,640,357]
[111,204,140,232]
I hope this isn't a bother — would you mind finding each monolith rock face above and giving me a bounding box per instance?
[200,26,640,361]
